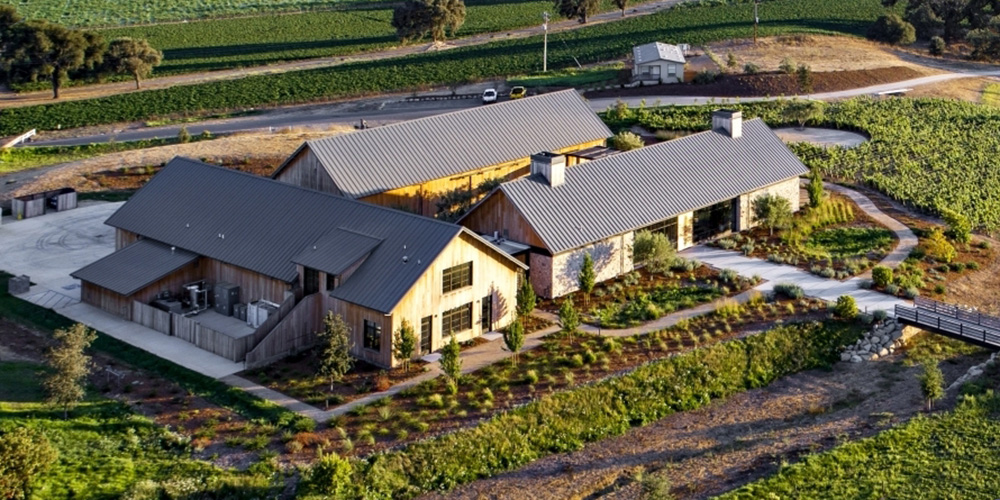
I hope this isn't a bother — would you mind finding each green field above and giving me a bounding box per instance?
[604,98,1000,234]
[0,0,884,134]
[717,391,1000,499]
[12,0,353,27]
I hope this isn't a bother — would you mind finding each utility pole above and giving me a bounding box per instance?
[542,11,550,72]
[753,0,759,45]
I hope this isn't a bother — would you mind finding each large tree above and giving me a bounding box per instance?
[19,20,89,98]
[391,0,466,43]
[317,312,354,395]
[612,0,629,17]
[0,5,22,85]
[555,0,600,23]
[782,100,824,129]
[0,428,57,500]
[44,323,96,419]
[103,37,162,89]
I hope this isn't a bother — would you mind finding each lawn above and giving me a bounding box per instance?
[0,360,280,499]
[0,136,214,175]
[0,0,887,134]
[717,390,1000,500]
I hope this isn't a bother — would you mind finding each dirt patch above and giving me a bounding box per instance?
[2,126,352,201]
[585,66,927,100]
[905,76,995,102]
[708,35,941,74]
[431,346,987,500]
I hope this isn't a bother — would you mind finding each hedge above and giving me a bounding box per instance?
[299,320,864,498]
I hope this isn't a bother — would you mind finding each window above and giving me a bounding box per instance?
[326,273,337,291]
[442,303,472,337]
[642,217,679,246]
[363,319,381,351]
[303,267,319,295]
[668,64,677,76]
[442,262,473,293]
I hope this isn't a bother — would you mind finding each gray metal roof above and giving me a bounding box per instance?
[71,239,198,296]
[96,157,522,313]
[494,119,809,254]
[292,228,383,275]
[272,89,612,199]
[633,42,686,65]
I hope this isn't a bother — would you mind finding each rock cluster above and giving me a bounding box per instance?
[840,320,905,363]
[947,352,999,391]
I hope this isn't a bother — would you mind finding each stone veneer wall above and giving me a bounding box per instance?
[540,232,635,299]
[737,177,802,231]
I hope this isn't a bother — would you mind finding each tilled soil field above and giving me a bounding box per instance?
[584,66,926,100]
[429,348,987,500]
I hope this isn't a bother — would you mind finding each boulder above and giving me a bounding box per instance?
[865,352,878,361]
[841,352,853,362]
[850,355,863,363]
[879,348,889,357]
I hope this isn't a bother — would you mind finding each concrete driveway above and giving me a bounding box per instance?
[0,201,120,304]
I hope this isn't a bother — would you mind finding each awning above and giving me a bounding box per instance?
[71,239,199,296]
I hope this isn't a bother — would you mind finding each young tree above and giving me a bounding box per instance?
[578,252,596,306]
[559,299,580,338]
[555,0,600,23]
[782,99,824,129]
[726,51,738,69]
[919,359,944,411]
[503,319,525,366]
[0,428,57,500]
[317,312,354,394]
[20,21,90,99]
[391,0,466,43]
[752,194,793,236]
[440,335,462,381]
[103,37,163,89]
[44,323,96,419]
[392,319,417,373]
[632,230,675,276]
[515,275,537,320]
[807,168,825,208]
[612,0,628,17]
[796,64,813,94]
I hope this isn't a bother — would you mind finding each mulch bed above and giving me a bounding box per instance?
[584,66,925,99]
[83,157,279,191]
[538,265,724,314]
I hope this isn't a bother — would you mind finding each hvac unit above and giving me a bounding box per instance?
[247,300,280,328]
[233,303,248,322]
[213,282,240,316]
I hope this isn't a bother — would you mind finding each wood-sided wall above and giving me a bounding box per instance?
[201,259,295,305]
[458,189,548,249]
[272,148,344,195]
[116,229,140,250]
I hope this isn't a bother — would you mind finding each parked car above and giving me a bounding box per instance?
[509,86,527,99]
[482,88,498,104]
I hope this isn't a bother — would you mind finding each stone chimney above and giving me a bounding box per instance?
[530,152,566,187]
[712,109,742,139]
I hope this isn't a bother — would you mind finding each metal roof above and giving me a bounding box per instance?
[71,239,199,296]
[494,119,809,254]
[633,42,686,65]
[272,89,612,199]
[97,157,523,313]
[292,228,383,276]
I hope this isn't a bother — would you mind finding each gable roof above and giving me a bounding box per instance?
[633,42,686,65]
[486,118,808,254]
[272,89,611,199]
[71,239,199,296]
[293,228,383,276]
[96,157,523,313]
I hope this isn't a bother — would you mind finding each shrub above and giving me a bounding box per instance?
[293,417,317,433]
[949,262,966,272]
[834,295,858,319]
[925,229,957,263]
[779,57,796,74]
[929,36,945,55]
[608,130,645,151]
[904,286,920,299]
[819,267,836,279]
[934,284,946,295]
[866,13,916,45]
[773,283,805,300]
[967,261,980,270]
[978,240,991,250]
[941,207,972,244]
[872,309,889,323]
[885,284,900,295]
[303,452,353,498]
[177,126,191,143]
[693,70,720,84]
[524,369,539,385]
[871,266,893,287]
[743,62,761,74]
[714,298,744,319]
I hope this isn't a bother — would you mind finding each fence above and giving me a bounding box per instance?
[245,293,323,369]
[172,313,249,362]
[247,295,295,349]
[11,187,77,220]
[132,301,171,335]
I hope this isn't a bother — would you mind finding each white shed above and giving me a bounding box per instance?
[632,42,686,84]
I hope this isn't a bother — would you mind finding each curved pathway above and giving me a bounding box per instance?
[823,181,918,270]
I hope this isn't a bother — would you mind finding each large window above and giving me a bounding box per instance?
[442,262,473,293]
[363,319,381,351]
[642,217,678,246]
[442,303,473,337]
[693,199,736,243]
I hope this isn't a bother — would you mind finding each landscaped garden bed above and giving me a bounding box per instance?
[539,263,758,329]
[277,292,836,464]
[714,194,896,279]
[865,229,994,299]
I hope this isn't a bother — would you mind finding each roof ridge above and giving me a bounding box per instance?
[169,157,466,234]
[305,89,582,149]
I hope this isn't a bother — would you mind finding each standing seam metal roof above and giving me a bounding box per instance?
[70,239,199,296]
[276,90,612,199]
[633,42,686,65]
[496,119,809,254]
[96,157,522,313]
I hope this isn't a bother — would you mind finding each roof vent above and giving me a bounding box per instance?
[402,255,409,264]
[529,152,566,187]
[712,109,742,139]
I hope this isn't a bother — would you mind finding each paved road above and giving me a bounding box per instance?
[28,68,1000,149]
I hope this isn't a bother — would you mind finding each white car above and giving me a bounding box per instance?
[482,88,498,104]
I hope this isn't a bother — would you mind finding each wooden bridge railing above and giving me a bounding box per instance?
[895,304,1000,349]
[914,296,1000,331]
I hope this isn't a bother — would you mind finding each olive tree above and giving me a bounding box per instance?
[103,37,162,89]
[752,194,793,236]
